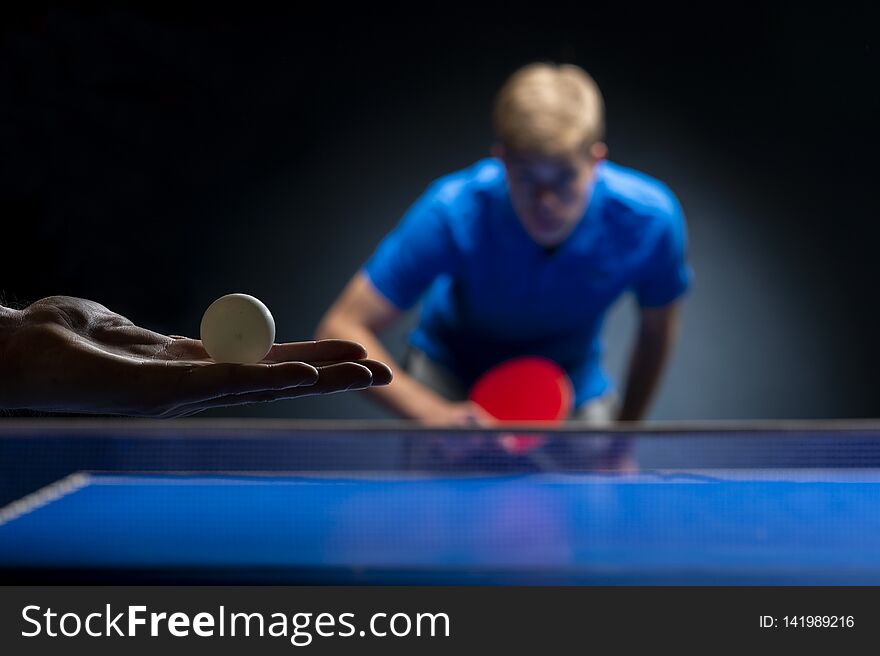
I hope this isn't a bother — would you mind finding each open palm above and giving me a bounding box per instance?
[1,296,391,417]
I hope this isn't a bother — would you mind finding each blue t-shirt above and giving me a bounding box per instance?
[363,158,692,407]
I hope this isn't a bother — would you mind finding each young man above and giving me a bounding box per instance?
[317,62,691,429]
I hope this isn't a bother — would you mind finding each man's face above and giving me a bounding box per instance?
[498,146,601,248]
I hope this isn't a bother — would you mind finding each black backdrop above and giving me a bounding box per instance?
[2,3,878,419]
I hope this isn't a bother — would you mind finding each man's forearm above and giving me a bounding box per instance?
[315,314,450,421]
[618,313,679,421]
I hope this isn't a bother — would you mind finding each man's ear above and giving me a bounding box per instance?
[590,142,608,161]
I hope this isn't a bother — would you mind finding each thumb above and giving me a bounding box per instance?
[466,402,497,427]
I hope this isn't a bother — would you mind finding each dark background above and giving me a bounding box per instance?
[1,3,878,420]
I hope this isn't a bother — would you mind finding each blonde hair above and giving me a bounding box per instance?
[493,63,605,156]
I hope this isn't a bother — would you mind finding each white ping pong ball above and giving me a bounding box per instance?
[199,293,276,364]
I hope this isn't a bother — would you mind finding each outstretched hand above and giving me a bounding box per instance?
[0,296,392,417]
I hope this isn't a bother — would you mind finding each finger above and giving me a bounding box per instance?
[478,413,497,427]
[162,337,209,360]
[357,359,393,386]
[311,361,373,392]
[265,339,367,364]
[464,401,497,427]
[161,362,374,416]
[467,414,494,428]
[473,403,496,419]
[164,389,309,417]
[156,360,320,405]
[165,338,371,364]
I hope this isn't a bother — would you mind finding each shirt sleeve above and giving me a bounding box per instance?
[634,197,693,308]
[362,185,462,311]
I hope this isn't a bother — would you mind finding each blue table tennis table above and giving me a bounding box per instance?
[3,420,880,584]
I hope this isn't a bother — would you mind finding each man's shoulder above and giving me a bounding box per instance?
[598,161,682,227]
[426,158,505,209]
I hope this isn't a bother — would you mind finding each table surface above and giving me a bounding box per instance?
[4,468,880,584]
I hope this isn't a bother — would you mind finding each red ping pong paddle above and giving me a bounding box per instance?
[468,356,574,454]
